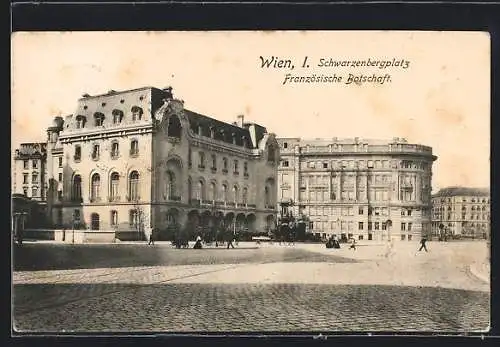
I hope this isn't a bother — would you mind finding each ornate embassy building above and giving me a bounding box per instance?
[277,137,437,241]
[42,86,279,239]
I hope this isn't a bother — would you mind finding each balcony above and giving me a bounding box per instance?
[126,195,141,202]
[111,152,119,160]
[265,204,276,210]
[91,154,100,161]
[108,196,121,202]
[233,171,239,176]
[89,197,102,203]
[189,199,201,207]
[244,172,249,178]
[198,165,206,171]
[222,169,228,174]
[129,149,139,158]
[73,155,81,162]
[211,167,217,173]
[167,195,181,202]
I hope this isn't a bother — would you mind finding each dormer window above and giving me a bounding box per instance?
[76,115,86,129]
[242,136,247,148]
[112,109,123,124]
[131,106,143,121]
[232,133,237,145]
[210,127,215,138]
[94,112,105,126]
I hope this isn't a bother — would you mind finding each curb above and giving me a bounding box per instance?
[468,263,490,284]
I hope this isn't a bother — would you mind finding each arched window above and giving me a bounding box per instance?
[94,112,105,126]
[242,188,248,205]
[166,171,176,200]
[72,175,82,201]
[91,213,100,230]
[131,106,143,121]
[188,179,193,201]
[110,172,120,201]
[233,185,239,203]
[76,115,86,129]
[90,173,101,202]
[222,184,228,202]
[129,171,140,201]
[210,182,217,201]
[167,115,182,138]
[223,158,228,172]
[197,180,205,200]
[112,109,123,124]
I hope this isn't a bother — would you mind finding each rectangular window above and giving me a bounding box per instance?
[58,173,63,182]
[57,190,63,200]
[358,222,364,230]
[111,142,119,158]
[358,207,364,215]
[283,160,289,167]
[32,160,38,169]
[32,187,38,196]
[92,145,100,160]
[198,152,205,168]
[58,157,63,168]
[23,160,29,169]
[283,142,288,149]
[23,174,28,184]
[111,211,118,226]
[323,162,328,169]
[401,222,407,231]
[211,154,217,169]
[374,222,380,230]
[234,160,239,174]
[74,146,82,161]
[32,173,38,184]
[368,222,372,231]
[408,222,412,231]
[130,140,139,156]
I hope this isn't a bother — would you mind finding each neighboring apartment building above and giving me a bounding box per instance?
[431,187,490,238]
[12,143,48,201]
[277,137,437,241]
[43,86,279,236]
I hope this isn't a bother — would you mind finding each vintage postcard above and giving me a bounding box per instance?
[11,31,490,334]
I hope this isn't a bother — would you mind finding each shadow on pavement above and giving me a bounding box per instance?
[13,244,358,271]
[13,283,489,333]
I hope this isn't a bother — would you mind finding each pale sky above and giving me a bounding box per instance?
[11,31,490,193]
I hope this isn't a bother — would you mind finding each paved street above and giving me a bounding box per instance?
[12,241,490,333]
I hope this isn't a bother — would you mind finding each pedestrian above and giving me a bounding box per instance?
[349,238,356,251]
[226,231,235,249]
[193,235,203,249]
[148,229,155,245]
[418,236,428,252]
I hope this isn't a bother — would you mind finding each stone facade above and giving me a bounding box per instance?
[431,187,490,238]
[42,86,278,238]
[277,137,437,241]
[12,143,48,201]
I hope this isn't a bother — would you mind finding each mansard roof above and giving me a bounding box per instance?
[14,142,47,159]
[183,109,266,149]
[432,187,490,198]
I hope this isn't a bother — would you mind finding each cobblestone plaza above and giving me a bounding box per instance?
[13,241,489,333]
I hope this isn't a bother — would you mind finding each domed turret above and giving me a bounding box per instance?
[51,116,64,130]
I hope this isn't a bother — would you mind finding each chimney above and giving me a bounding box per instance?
[237,114,244,127]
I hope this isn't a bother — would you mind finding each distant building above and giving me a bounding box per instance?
[431,187,490,238]
[42,86,279,237]
[277,137,437,241]
[12,143,48,201]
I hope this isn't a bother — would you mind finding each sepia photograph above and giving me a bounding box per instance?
[11,31,490,333]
